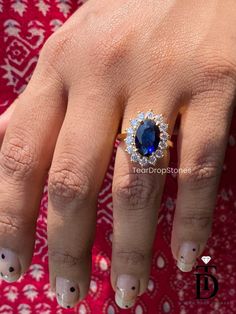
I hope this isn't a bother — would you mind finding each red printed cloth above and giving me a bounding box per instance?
[0,1,236,313]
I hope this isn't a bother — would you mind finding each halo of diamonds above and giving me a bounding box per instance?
[124,110,170,167]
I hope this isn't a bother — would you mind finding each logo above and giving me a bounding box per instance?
[201,256,211,264]
[195,256,219,299]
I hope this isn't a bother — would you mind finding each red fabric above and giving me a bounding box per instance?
[0,1,236,313]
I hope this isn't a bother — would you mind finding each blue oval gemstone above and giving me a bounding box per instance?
[135,119,160,156]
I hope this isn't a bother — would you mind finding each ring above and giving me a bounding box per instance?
[117,110,173,167]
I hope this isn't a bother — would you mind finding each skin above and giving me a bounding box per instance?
[0,0,236,309]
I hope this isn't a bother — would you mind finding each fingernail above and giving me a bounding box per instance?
[115,274,139,309]
[56,277,80,309]
[0,248,21,282]
[177,241,199,272]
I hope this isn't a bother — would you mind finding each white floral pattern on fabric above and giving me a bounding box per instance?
[0,1,236,313]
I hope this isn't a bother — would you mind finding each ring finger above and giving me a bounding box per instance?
[111,93,178,309]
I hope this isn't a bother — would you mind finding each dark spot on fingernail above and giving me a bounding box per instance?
[0,272,3,277]
[57,293,60,297]
[181,256,184,259]
[67,305,71,308]
[9,267,14,273]
[70,287,75,292]
[125,305,129,308]
[1,254,5,259]
[132,286,136,290]
[193,248,196,252]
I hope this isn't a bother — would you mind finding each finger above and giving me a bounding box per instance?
[0,67,66,282]
[47,87,121,309]
[111,96,178,309]
[0,102,16,146]
[172,87,235,272]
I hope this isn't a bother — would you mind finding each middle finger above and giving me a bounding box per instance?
[47,85,120,308]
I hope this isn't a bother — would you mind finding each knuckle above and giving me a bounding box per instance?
[97,38,128,70]
[0,214,20,233]
[49,249,89,267]
[40,30,72,71]
[113,173,157,209]
[0,212,31,234]
[82,7,99,28]
[195,54,236,92]
[48,162,92,204]
[0,137,36,178]
[88,26,130,73]
[178,162,219,188]
[115,250,150,267]
[179,211,212,230]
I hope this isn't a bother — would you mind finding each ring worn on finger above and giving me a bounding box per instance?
[117,110,173,167]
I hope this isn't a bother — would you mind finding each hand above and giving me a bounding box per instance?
[0,0,235,309]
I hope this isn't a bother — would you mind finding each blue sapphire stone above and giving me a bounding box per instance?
[135,119,160,157]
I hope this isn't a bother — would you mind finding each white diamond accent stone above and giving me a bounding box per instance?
[159,141,168,149]
[131,153,139,162]
[149,155,157,165]
[126,145,134,154]
[155,114,163,123]
[145,111,154,119]
[139,157,148,166]
[127,127,134,135]
[125,136,133,145]
[131,119,138,128]
[137,112,145,121]
[156,150,164,158]
[159,123,168,131]
[160,132,169,141]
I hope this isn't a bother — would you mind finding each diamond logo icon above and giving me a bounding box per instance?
[201,256,211,264]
